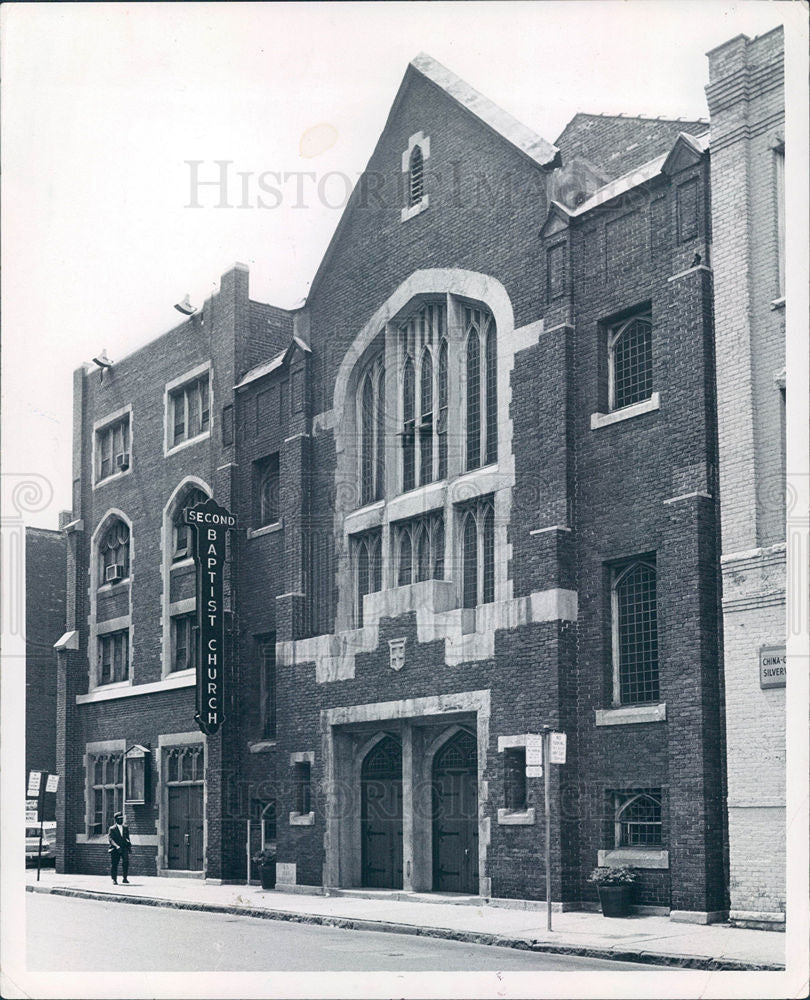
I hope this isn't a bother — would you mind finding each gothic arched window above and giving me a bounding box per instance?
[359,355,385,506]
[419,347,434,485]
[461,498,495,608]
[612,558,658,704]
[99,518,130,584]
[465,307,497,471]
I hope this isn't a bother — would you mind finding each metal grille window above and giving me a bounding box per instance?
[90,753,123,835]
[408,145,424,207]
[609,314,653,410]
[393,513,444,588]
[98,630,129,685]
[503,748,527,811]
[96,415,130,482]
[170,613,196,674]
[615,790,663,847]
[260,636,276,739]
[99,518,130,583]
[352,530,382,627]
[171,373,211,446]
[460,498,496,608]
[613,559,659,704]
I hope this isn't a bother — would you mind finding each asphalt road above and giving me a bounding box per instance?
[28,893,654,972]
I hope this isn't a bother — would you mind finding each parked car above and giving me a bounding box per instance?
[26,822,56,866]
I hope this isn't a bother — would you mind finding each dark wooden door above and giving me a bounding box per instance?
[167,784,204,870]
[361,736,403,889]
[432,730,478,894]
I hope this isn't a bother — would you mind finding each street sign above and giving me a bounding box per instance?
[184,497,238,736]
[525,734,543,766]
[549,732,567,764]
[27,771,41,797]
[26,799,38,824]
[45,773,60,793]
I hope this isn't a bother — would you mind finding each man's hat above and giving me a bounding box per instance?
[114,812,123,821]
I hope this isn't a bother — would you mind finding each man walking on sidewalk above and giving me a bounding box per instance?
[108,812,132,885]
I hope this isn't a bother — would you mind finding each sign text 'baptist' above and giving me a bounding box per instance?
[184,499,237,736]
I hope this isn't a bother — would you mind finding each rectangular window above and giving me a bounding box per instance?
[611,557,659,705]
[613,789,663,848]
[171,613,196,673]
[89,753,124,835]
[169,373,211,447]
[503,748,527,811]
[547,243,566,301]
[607,310,653,411]
[98,630,129,685]
[294,762,312,815]
[259,635,276,739]
[254,453,280,528]
[96,415,130,483]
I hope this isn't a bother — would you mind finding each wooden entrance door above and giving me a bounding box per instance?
[361,736,403,889]
[432,729,479,894]
[165,744,204,871]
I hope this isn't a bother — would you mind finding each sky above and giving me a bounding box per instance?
[1,0,796,529]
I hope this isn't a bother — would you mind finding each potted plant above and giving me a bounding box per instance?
[252,846,277,890]
[587,866,637,917]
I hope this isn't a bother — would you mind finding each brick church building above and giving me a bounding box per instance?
[54,30,785,924]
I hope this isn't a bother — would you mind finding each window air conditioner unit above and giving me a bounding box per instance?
[105,564,124,583]
[116,452,130,470]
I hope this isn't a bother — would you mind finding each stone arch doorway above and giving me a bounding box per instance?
[432,728,478,893]
[361,735,403,888]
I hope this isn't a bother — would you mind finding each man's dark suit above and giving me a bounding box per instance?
[108,822,132,883]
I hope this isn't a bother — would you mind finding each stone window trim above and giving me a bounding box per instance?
[163,361,213,457]
[401,131,431,222]
[595,703,666,726]
[597,848,669,870]
[161,477,212,679]
[92,404,133,489]
[591,391,660,430]
[246,520,283,540]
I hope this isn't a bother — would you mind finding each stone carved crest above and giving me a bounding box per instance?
[388,637,406,671]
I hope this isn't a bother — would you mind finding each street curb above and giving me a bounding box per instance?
[26,884,785,972]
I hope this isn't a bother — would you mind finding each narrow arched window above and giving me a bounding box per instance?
[99,519,130,584]
[433,518,445,580]
[415,524,430,583]
[398,528,412,587]
[369,532,382,593]
[613,559,658,704]
[466,326,481,471]
[409,145,424,207]
[609,313,653,410]
[462,512,478,608]
[437,338,448,480]
[419,348,433,485]
[374,368,385,501]
[485,318,498,464]
[482,502,495,604]
[361,374,375,505]
[402,357,415,492]
[173,487,206,559]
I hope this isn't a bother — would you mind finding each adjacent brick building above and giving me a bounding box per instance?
[54,35,784,923]
[26,526,67,777]
[706,27,786,929]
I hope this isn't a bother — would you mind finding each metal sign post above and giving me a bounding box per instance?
[543,729,552,932]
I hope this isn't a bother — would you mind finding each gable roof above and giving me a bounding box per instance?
[410,53,560,170]
[305,53,559,304]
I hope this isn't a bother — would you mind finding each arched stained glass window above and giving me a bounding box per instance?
[99,518,130,583]
[482,502,495,604]
[361,373,375,505]
[462,511,478,609]
[420,348,434,485]
[485,319,498,465]
[466,327,481,471]
[402,357,415,492]
[437,338,448,480]
[398,529,412,587]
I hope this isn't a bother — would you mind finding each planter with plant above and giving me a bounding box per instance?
[252,846,277,890]
[587,866,637,917]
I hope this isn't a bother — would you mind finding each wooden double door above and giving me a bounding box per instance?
[167,783,204,871]
[432,729,479,894]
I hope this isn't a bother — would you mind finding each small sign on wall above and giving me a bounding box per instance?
[759,645,786,689]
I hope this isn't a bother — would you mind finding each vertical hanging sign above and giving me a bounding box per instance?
[184,497,237,736]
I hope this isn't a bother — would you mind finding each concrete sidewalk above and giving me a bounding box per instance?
[26,870,785,971]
